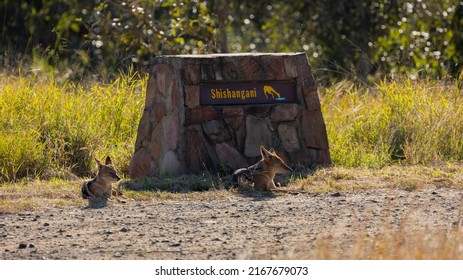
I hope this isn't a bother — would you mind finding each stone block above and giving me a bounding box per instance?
[202,120,230,144]
[284,58,298,78]
[302,85,321,111]
[220,58,239,80]
[271,104,298,122]
[145,75,156,107]
[223,107,244,130]
[238,57,263,80]
[201,62,216,80]
[129,148,152,179]
[277,124,301,152]
[185,85,200,109]
[298,63,313,81]
[154,102,167,122]
[165,111,180,150]
[244,115,272,157]
[264,57,286,80]
[235,124,246,153]
[185,130,213,173]
[135,111,151,148]
[185,107,218,126]
[318,149,332,165]
[301,110,329,150]
[215,143,248,171]
[171,81,179,112]
[149,140,162,164]
[183,63,200,85]
[160,150,181,175]
[155,64,171,97]
[245,106,270,116]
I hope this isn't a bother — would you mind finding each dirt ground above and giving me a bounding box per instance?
[1,187,463,260]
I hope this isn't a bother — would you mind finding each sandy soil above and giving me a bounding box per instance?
[1,188,463,260]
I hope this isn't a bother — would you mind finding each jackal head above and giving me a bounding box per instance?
[95,156,121,182]
[260,146,292,174]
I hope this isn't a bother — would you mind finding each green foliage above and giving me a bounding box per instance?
[2,0,462,80]
[374,0,460,78]
[322,77,463,167]
[0,0,216,80]
[0,71,145,182]
[226,0,463,81]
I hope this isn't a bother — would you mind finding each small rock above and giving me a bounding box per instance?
[170,243,181,247]
[120,227,129,232]
[43,223,50,227]
[103,230,113,235]
[331,192,342,197]
[18,243,28,249]
[28,243,35,248]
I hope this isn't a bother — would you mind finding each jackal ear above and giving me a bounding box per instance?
[260,145,270,158]
[105,156,112,165]
[94,157,103,166]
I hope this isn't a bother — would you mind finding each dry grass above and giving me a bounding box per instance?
[2,164,463,213]
[288,164,463,194]
[0,175,232,213]
[1,165,463,259]
[309,228,463,260]
[0,179,85,213]
[245,228,463,259]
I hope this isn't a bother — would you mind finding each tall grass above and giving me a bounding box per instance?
[1,73,463,182]
[0,72,145,181]
[321,78,463,167]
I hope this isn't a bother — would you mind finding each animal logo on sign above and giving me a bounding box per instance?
[263,85,286,101]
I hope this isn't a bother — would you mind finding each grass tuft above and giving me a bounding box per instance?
[321,77,463,167]
[0,72,145,182]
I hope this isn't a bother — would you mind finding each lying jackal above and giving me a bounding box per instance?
[232,146,292,191]
[82,156,121,201]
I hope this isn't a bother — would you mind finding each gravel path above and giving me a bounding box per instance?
[1,188,462,259]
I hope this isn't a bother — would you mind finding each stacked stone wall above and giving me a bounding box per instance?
[129,53,330,178]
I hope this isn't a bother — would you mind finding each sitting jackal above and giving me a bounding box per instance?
[82,156,121,200]
[232,146,292,191]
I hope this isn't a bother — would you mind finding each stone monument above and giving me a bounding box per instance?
[129,52,330,179]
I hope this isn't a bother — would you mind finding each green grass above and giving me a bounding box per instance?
[0,71,145,182]
[321,78,463,167]
[1,72,463,182]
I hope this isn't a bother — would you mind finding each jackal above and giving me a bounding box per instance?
[81,156,121,200]
[232,146,292,191]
